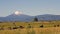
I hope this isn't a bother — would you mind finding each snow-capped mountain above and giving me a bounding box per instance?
[1,14,34,22]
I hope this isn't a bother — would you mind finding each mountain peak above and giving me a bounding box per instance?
[14,11,23,15]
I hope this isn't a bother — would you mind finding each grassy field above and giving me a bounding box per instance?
[0,21,60,34]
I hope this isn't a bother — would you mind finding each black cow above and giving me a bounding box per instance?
[12,27,18,29]
[19,26,24,29]
[57,25,59,27]
[40,25,44,28]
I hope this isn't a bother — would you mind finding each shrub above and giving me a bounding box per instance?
[28,24,32,28]
[54,25,56,27]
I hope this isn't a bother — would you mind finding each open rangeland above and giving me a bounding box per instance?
[0,21,60,34]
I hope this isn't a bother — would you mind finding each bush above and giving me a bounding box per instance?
[28,24,32,28]
[54,25,56,27]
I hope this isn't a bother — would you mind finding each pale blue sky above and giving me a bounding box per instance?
[0,0,60,17]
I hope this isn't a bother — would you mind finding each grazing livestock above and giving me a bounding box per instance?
[12,26,24,29]
[57,25,59,27]
[40,25,44,28]
[54,25,59,27]
[19,26,24,29]
[12,27,18,29]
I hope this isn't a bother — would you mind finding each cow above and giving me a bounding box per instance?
[18,26,24,29]
[40,25,44,28]
[12,27,18,29]
[57,25,59,27]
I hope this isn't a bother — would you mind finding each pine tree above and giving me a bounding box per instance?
[34,17,38,22]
